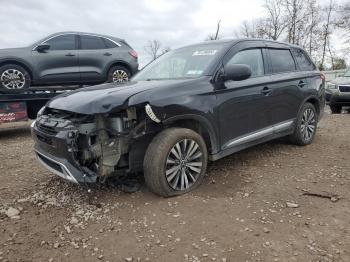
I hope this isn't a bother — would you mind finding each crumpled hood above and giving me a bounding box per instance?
[330,77,350,85]
[46,78,198,114]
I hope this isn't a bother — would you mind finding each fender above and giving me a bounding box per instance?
[0,57,35,79]
[162,114,220,154]
[299,94,322,117]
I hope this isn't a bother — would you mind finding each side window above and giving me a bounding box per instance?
[44,34,76,50]
[269,49,296,73]
[103,38,118,48]
[292,49,315,71]
[227,49,264,77]
[80,35,106,50]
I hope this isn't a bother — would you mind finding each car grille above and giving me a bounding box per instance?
[36,122,58,136]
[339,85,350,92]
[36,133,53,145]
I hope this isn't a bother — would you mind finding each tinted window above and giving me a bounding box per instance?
[227,49,264,77]
[81,35,106,50]
[269,49,296,73]
[44,34,76,50]
[103,38,118,48]
[292,49,314,71]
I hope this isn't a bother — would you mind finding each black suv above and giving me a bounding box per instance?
[0,32,138,90]
[31,39,325,197]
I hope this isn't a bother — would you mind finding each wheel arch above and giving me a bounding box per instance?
[0,59,34,80]
[303,96,321,116]
[162,115,220,156]
[105,61,132,78]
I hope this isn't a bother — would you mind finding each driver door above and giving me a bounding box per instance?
[216,42,273,150]
[32,34,80,84]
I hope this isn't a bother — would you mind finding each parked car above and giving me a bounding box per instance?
[325,68,350,113]
[0,32,138,90]
[31,39,325,197]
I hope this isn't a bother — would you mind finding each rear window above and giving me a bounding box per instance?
[269,49,296,73]
[292,49,315,71]
[103,38,118,48]
[80,35,106,50]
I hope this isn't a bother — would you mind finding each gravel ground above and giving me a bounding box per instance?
[0,110,349,262]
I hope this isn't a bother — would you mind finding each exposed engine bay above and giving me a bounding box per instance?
[34,105,160,183]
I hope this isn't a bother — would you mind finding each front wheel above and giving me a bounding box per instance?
[289,103,318,146]
[144,128,208,197]
[107,66,130,83]
[0,64,31,90]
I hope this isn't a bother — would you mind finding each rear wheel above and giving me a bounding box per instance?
[289,102,318,146]
[330,104,342,114]
[144,128,208,197]
[107,66,130,83]
[0,64,31,90]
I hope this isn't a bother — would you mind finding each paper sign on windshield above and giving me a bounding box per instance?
[192,50,217,56]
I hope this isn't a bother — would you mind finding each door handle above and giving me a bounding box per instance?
[103,52,112,56]
[65,53,75,57]
[261,86,272,95]
[298,80,306,88]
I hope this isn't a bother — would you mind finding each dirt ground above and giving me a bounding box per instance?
[0,109,349,262]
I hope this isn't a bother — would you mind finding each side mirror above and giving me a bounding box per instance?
[36,44,50,53]
[222,64,252,81]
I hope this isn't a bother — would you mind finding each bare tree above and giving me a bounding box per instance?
[319,0,336,70]
[235,19,266,38]
[144,40,162,61]
[305,0,321,57]
[283,0,307,45]
[262,0,288,40]
[206,20,222,40]
[337,2,350,48]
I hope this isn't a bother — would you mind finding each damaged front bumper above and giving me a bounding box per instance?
[31,106,152,184]
[31,119,97,184]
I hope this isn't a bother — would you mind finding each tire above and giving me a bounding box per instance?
[289,103,318,146]
[330,104,342,114]
[144,128,208,197]
[0,64,31,90]
[107,66,130,83]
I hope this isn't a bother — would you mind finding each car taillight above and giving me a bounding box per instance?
[320,73,325,82]
[129,50,138,59]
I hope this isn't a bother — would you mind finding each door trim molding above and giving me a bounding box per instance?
[223,119,294,150]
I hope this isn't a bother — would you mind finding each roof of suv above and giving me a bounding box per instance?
[33,31,128,47]
[195,38,304,50]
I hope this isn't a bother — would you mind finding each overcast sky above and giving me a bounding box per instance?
[0,0,265,65]
[0,0,347,66]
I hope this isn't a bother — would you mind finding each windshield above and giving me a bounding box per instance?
[133,44,226,81]
[344,69,350,77]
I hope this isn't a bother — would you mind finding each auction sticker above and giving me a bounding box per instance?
[192,50,217,56]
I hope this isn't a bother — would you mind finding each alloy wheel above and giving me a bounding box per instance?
[112,70,129,83]
[165,139,203,191]
[301,108,316,141]
[1,69,26,89]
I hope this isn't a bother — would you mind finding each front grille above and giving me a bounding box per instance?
[36,133,53,145]
[37,154,63,174]
[36,122,58,136]
[339,85,350,92]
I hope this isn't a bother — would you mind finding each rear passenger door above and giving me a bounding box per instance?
[265,47,305,126]
[78,34,114,82]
